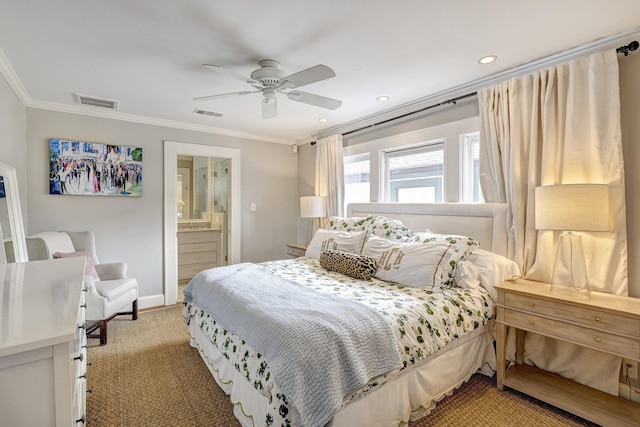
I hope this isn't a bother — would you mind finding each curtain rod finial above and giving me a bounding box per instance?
[617,40,638,56]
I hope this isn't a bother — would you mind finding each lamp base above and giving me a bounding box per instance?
[550,231,591,300]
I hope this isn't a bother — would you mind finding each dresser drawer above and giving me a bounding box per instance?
[503,308,640,359]
[178,251,216,266]
[504,292,640,337]
[178,262,216,279]
[178,231,218,245]
[179,242,217,254]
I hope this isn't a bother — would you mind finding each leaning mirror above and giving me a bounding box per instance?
[0,162,28,262]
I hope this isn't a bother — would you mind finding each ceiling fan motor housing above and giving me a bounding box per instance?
[251,60,285,87]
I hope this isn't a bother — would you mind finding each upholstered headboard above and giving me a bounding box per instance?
[346,203,508,257]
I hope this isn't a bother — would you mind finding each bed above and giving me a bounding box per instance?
[183,202,516,426]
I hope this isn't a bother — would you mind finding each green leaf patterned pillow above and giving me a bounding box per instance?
[326,215,414,241]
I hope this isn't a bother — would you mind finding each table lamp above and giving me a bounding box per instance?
[300,195,327,242]
[535,184,609,299]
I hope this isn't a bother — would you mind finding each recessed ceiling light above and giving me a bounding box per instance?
[377,96,390,102]
[319,118,328,122]
[478,55,497,65]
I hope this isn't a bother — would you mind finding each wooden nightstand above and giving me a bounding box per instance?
[495,279,640,426]
[286,243,308,258]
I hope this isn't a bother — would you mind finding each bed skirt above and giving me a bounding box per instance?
[188,312,496,426]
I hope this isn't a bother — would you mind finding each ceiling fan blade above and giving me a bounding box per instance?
[193,91,258,101]
[262,97,277,119]
[280,64,336,89]
[287,90,342,110]
[202,64,259,85]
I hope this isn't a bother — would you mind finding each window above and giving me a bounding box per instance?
[460,132,484,203]
[344,153,370,208]
[383,142,444,203]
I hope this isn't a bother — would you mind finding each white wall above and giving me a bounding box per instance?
[24,108,298,306]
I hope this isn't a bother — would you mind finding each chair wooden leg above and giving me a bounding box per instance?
[100,320,107,346]
[132,299,138,321]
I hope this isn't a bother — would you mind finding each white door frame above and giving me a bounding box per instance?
[163,141,241,306]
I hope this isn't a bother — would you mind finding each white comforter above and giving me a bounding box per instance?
[183,257,494,427]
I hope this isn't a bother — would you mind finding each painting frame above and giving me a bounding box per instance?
[49,138,142,197]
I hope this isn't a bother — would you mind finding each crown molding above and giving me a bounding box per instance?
[0,48,293,146]
[26,99,294,145]
[0,49,31,105]
[316,26,640,139]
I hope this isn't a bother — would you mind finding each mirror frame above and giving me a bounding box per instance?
[0,162,28,262]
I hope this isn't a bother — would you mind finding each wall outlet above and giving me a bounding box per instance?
[623,359,638,380]
[619,382,640,404]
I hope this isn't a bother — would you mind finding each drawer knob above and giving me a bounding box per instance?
[74,353,84,362]
[80,303,87,308]
[528,302,535,307]
[78,372,87,379]
[595,337,602,342]
[529,320,535,325]
[87,387,93,394]
[595,316,601,322]
[76,415,86,424]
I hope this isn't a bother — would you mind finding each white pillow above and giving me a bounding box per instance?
[465,249,521,299]
[454,260,481,289]
[362,235,465,289]
[304,229,368,259]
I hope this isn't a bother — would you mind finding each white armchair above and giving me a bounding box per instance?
[24,230,138,345]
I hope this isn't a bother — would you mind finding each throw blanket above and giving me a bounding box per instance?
[183,263,403,427]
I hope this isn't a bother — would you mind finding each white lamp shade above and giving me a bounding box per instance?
[535,184,609,231]
[300,196,326,218]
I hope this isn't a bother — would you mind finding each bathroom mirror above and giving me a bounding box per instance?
[0,162,28,262]
[176,155,229,220]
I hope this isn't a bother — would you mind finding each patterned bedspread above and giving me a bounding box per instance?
[183,257,494,426]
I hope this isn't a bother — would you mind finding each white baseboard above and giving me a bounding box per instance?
[138,294,166,310]
[618,382,640,403]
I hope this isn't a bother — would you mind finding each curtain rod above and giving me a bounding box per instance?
[310,40,639,145]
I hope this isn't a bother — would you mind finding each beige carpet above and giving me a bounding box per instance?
[87,306,596,427]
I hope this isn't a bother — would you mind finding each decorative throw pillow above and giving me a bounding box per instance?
[304,229,368,259]
[362,235,468,289]
[409,231,480,258]
[326,215,414,242]
[319,250,377,280]
[54,250,101,281]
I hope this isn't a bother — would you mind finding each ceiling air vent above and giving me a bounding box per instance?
[193,108,223,118]
[74,93,119,110]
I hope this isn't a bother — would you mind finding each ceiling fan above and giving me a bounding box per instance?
[194,59,342,119]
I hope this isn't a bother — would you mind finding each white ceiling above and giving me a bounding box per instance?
[1,1,639,144]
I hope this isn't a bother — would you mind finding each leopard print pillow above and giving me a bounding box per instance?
[319,249,377,280]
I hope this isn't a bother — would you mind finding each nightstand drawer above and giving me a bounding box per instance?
[286,244,307,258]
[503,309,640,359]
[504,293,640,337]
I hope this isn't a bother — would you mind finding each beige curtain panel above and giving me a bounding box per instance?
[479,49,627,297]
[315,134,345,227]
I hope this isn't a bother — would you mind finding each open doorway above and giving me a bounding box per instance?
[163,141,241,306]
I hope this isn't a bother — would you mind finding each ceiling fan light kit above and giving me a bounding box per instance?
[196,59,342,119]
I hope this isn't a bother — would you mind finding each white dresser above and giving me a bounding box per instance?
[178,230,222,283]
[0,257,87,426]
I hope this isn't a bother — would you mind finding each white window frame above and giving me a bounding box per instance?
[460,131,484,203]
[343,153,371,209]
[342,116,480,203]
[381,140,445,203]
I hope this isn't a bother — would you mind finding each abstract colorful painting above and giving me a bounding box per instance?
[49,139,142,196]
